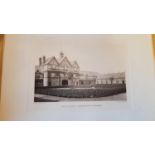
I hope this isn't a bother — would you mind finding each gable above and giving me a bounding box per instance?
[47,57,59,69]
[72,61,80,69]
[49,57,59,65]
[59,57,73,69]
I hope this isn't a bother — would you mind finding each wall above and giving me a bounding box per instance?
[0,34,155,121]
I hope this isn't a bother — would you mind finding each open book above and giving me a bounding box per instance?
[0,34,155,121]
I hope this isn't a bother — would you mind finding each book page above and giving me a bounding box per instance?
[1,34,155,120]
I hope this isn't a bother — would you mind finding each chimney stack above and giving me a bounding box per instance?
[39,57,42,66]
[43,56,46,64]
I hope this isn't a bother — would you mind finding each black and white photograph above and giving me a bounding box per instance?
[34,35,127,102]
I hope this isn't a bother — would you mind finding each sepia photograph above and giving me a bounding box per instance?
[34,35,127,102]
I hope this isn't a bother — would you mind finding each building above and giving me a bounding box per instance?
[96,72,126,85]
[35,52,125,87]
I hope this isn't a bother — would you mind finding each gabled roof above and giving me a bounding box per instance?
[57,55,65,64]
[40,53,80,70]
[72,61,80,69]
[59,56,73,68]
[57,52,65,63]
[44,56,59,65]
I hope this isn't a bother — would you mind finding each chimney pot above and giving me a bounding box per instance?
[39,57,42,66]
[43,56,46,63]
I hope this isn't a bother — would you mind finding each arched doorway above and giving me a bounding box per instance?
[62,80,68,86]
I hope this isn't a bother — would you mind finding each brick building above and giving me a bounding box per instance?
[35,52,125,87]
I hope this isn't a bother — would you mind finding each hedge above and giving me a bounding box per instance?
[35,84,126,98]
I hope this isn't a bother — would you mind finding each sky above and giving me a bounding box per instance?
[28,34,126,74]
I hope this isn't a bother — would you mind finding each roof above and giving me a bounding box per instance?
[44,56,59,65]
[40,53,80,70]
